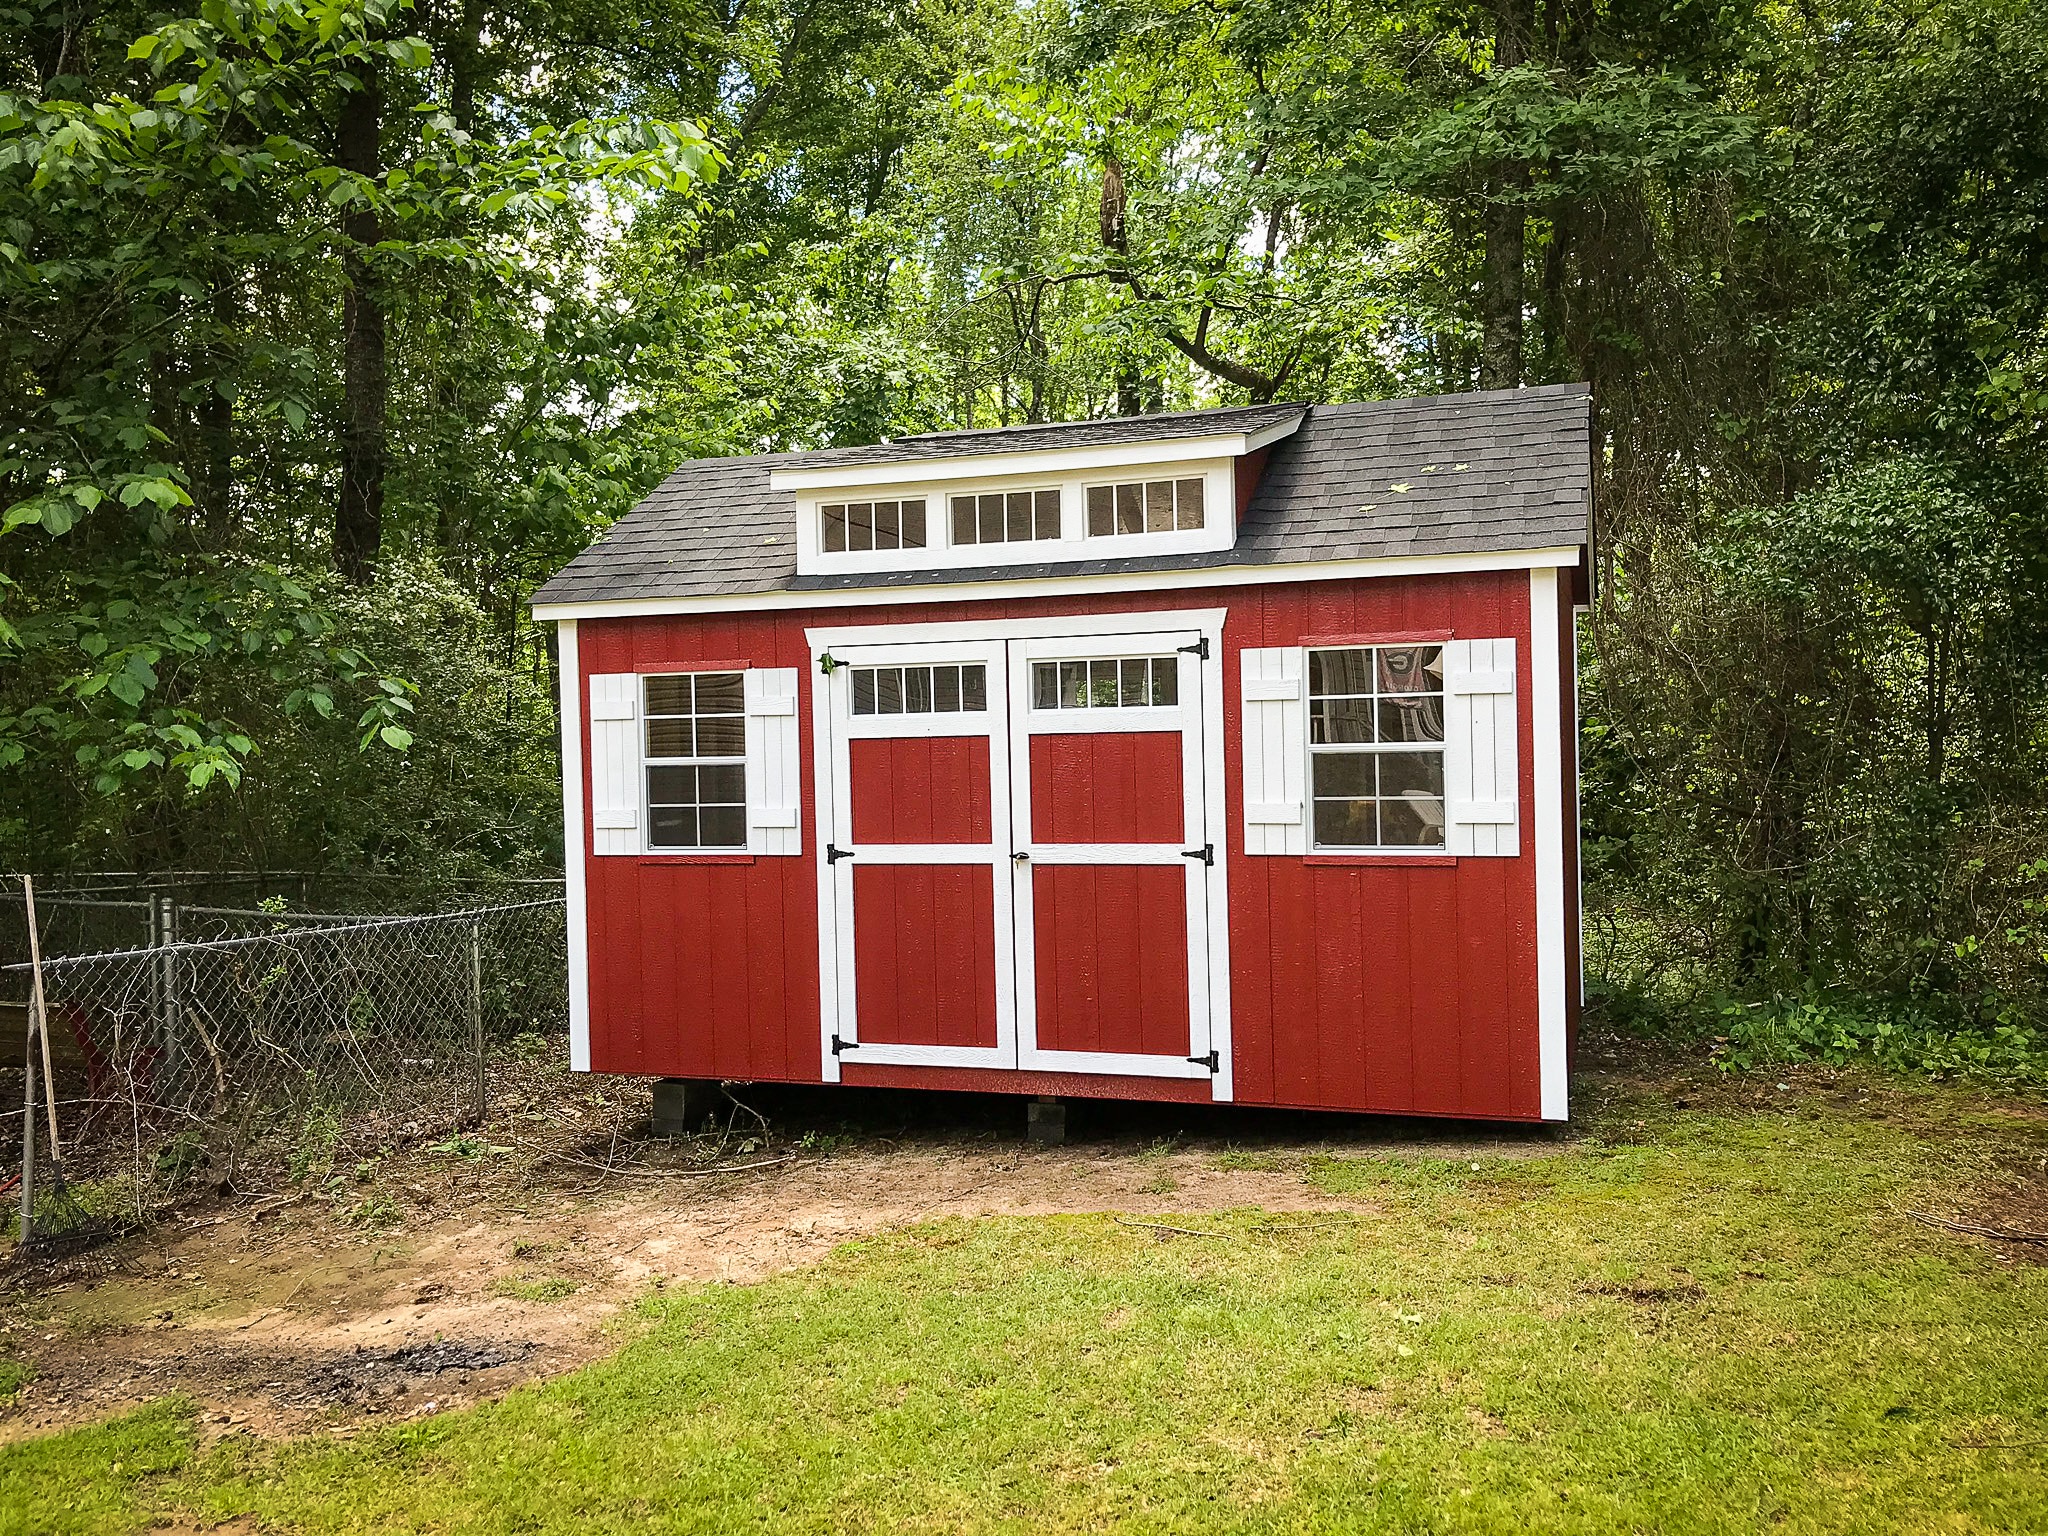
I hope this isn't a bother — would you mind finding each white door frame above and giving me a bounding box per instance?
[1007,629,1213,1079]
[809,610,1233,1098]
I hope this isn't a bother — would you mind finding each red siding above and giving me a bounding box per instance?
[1028,734,1182,844]
[853,866,999,1048]
[851,736,991,844]
[576,568,1569,1120]
[1032,865,1191,1056]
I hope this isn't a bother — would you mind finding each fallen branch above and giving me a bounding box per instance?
[1114,1217,1234,1240]
[1904,1210,2048,1245]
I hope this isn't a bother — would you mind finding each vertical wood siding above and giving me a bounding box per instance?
[1028,734,1183,843]
[854,865,1000,1047]
[1032,865,1191,1056]
[577,566,1556,1120]
[851,737,992,844]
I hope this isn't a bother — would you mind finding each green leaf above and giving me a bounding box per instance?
[378,725,414,750]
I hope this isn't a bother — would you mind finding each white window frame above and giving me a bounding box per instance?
[791,457,1239,577]
[944,484,1065,550]
[1304,644,1451,854]
[641,671,750,852]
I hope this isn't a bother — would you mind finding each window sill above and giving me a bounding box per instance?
[1302,853,1456,868]
[637,853,756,866]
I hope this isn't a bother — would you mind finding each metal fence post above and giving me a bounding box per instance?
[470,918,485,1126]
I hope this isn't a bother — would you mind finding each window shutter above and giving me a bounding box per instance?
[1443,639,1518,856]
[745,667,803,856]
[1240,647,1306,856]
[588,673,641,856]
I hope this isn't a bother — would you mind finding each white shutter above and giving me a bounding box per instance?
[588,673,641,856]
[745,667,803,856]
[1444,639,1519,856]
[1240,647,1306,856]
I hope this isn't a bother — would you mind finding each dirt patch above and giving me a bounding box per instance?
[0,1080,1571,1442]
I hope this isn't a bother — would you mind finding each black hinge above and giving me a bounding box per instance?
[1180,843,1214,866]
[818,651,841,675]
[831,1033,857,1055]
[826,843,855,863]
[1177,637,1210,660]
[1187,1050,1219,1073]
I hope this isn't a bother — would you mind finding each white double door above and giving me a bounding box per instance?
[814,617,1227,1083]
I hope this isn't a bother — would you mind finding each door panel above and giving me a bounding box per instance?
[854,865,1000,1048]
[1030,865,1191,1056]
[851,737,992,844]
[1029,733,1185,844]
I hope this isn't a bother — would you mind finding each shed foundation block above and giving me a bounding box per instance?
[1027,1095,1067,1146]
[651,1078,720,1137]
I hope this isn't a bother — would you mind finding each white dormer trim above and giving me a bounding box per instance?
[792,454,1242,578]
[767,414,1303,494]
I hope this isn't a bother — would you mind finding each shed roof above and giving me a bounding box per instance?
[531,384,1591,608]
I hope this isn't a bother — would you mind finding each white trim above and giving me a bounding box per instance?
[1572,606,1586,1009]
[810,609,1230,649]
[557,620,591,1073]
[811,654,840,1083]
[768,419,1302,492]
[533,546,1586,622]
[1530,568,1569,1121]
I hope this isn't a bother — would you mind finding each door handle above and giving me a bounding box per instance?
[1012,851,1030,862]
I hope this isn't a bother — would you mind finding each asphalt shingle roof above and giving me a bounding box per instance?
[531,384,1591,607]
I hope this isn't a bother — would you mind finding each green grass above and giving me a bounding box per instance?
[7,1095,2047,1534]
[491,1273,580,1302]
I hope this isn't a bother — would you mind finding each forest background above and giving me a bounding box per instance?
[4,0,2045,1079]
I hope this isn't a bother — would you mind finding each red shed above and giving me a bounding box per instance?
[531,385,1590,1124]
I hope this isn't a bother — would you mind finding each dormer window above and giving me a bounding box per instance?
[950,488,1062,546]
[822,499,927,553]
[1086,478,1205,537]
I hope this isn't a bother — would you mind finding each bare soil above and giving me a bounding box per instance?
[0,1078,1569,1443]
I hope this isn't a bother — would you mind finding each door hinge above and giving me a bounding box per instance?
[1177,637,1210,660]
[818,651,841,675]
[826,843,855,863]
[1180,843,1214,866]
[1187,1050,1219,1073]
[831,1033,857,1055]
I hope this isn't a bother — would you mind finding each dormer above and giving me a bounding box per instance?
[774,407,1307,578]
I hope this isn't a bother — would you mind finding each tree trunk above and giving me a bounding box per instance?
[335,57,386,586]
[451,0,486,133]
[1479,0,1532,391]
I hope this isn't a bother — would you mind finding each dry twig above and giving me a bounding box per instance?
[1904,1209,2048,1244]
[1114,1217,1234,1240]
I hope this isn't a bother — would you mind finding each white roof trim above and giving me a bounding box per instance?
[531,544,1583,622]
[766,415,1305,493]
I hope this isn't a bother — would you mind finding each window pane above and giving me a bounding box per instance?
[698,805,747,848]
[649,806,697,848]
[1144,481,1174,533]
[1312,752,1374,798]
[876,667,903,715]
[1309,699,1373,744]
[874,499,901,550]
[648,764,696,805]
[1059,660,1087,708]
[1175,478,1205,530]
[1379,696,1445,743]
[646,718,692,756]
[1034,489,1061,540]
[698,763,746,803]
[961,664,987,711]
[1087,484,1114,537]
[848,502,874,552]
[905,665,932,713]
[978,494,1004,544]
[694,673,743,713]
[1378,646,1438,694]
[1309,648,1373,698]
[935,666,961,712]
[1033,662,1058,710]
[822,504,848,553]
[951,495,977,545]
[852,669,876,715]
[1379,796,1446,847]
[1150,657,1178,706]
[644,675,691,715]
[1120,657,1148,706]
[1088,660,1120,707]
[1313,799,1377,848]
[695,717,745,756]
[1115,482,1143,535]
[1006,491,1032,542]
[901,499,927,549]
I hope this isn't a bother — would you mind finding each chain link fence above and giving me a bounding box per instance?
[4,883,567,1257]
